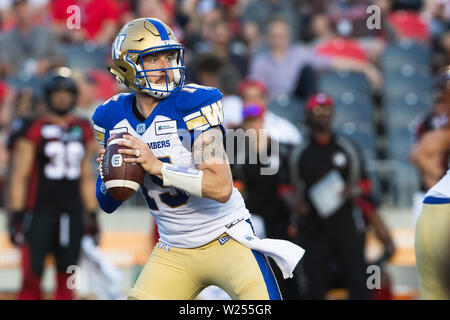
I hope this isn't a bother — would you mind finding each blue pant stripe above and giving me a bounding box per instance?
[251,250,282,300]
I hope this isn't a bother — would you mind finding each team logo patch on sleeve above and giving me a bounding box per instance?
[201,100,223,126]
[185,116,208,131]
[93,124,105,144]
[183,99,223,131]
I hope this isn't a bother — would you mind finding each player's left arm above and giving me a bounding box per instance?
[191,127,233,203]
[80,139,99,213]
[120,127,233,203]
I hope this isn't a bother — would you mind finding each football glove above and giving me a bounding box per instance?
[7,210,26,246]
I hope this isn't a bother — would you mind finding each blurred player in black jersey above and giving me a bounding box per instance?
[7,67,99,300]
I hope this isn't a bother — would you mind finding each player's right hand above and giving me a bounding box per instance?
[96,149,105,178]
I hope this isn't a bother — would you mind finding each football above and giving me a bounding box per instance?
[101,132,145,202]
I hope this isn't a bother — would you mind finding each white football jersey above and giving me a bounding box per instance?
[425,169,450,200]
[93,85,250,248]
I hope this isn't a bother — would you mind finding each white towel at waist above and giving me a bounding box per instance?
[225,218,305,279]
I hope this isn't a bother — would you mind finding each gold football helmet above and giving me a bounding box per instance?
[109,18,185,99]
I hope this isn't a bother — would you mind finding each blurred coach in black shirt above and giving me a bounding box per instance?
[289,93,372,300]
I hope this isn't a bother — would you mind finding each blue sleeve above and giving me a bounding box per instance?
[96,174,122,214]
[177,85,225,145]
[92,105,109,147]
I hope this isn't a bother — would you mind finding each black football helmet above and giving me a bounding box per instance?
[43,67,79,116]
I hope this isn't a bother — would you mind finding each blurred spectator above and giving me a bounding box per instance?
[237,78,303,145]
[0,0,63,80]
[432,27,450,72]
[380,0,430,42]
[203,18,248,78]
[0,0,49,31]
[310,13,336,45]
[74,69,120,122]
[6,87,41,141]
[181,2,221,47]
[312,16,384,90]
[315,19,369,63]
[136,0,178,33]
[430,0,450,72]
[326,0,374,38]
[249,17,331,100]
[242,0,299,41]
[388,11,429,42]
[231,102,300,299]
[117,0,137,27]
[184,6,247,72]
[189,53,244,132]
[192,53,241,92]
[288,93,372,299]
[242,20,264,55]
[51,0,120,46]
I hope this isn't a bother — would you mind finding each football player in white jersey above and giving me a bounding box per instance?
[93,18,304,300]
[411,66,450,300]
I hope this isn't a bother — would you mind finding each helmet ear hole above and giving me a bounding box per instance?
[119,66,127,73]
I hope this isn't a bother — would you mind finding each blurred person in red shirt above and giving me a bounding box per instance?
[375,0,430,43]
[51,0,120,46]
[237,78,303,145]
[312,16,383,91]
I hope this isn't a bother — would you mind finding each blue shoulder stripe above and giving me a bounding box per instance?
[146,19,169,41]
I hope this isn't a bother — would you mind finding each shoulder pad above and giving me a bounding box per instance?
[92,92,133,145]
[174,84,224,131]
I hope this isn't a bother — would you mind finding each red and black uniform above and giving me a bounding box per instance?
[290,133,373,300]
[19,115,93,300]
